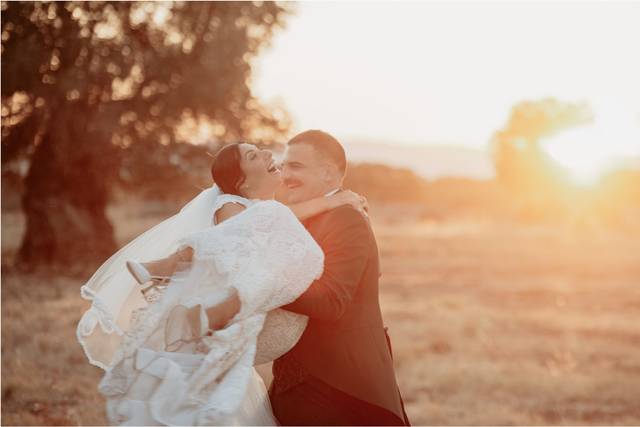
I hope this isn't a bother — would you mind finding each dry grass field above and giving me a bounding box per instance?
[2,202,640,425]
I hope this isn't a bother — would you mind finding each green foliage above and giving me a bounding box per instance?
[2,1,292,158]
[1,1,292,268]
[344,163,428,203]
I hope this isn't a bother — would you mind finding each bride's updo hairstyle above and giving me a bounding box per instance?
[211,143,246,196]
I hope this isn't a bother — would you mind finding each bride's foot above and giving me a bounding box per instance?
[126,260,171,285]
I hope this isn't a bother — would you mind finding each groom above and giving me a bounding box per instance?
[271,130,411,425]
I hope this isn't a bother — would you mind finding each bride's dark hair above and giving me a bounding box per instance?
[211,143,245,196]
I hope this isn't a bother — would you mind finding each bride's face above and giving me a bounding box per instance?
[237,143,281,198]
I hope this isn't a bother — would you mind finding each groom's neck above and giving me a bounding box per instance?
[322,178,342,195]
[310,184,339,200]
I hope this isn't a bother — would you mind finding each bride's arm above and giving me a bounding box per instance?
[215,202,246,224]
[287,190,368,221]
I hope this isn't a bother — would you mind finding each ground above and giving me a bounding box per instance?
[2,202,640,425]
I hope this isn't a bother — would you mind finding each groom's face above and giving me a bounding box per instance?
[281,143,334,204]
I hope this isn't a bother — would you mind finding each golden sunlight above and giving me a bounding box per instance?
[543,103,640,186]
[545,127,616,185]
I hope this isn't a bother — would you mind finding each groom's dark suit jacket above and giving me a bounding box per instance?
[271,204,410,425]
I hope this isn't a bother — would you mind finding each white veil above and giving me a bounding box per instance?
[76,185,222,370]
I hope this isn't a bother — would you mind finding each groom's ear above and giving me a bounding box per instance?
[321,163,332,181]
[322,161,342,184]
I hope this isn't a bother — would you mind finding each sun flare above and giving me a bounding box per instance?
[542,104,640,186]
[544,127,616,185]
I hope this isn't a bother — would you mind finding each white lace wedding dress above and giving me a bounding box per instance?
[77,190,323,426]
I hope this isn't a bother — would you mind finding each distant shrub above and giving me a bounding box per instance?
[344,162,428,202]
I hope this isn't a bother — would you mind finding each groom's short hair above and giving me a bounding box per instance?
[287,130,347,176]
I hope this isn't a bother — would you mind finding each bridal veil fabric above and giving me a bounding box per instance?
[76,188,324,424]
[77,185,222,370]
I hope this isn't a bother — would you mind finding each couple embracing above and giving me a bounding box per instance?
[77,130,410,426]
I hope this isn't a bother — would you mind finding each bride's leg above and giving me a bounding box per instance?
[205,289,241,330]
[172,246,194,273]
[143,247,194,278]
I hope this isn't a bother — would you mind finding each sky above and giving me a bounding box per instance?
[252,1,640,180]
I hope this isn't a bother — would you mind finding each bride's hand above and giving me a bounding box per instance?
[330,190,369,214]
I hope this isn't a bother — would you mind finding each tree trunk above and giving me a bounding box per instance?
[17,108,119,272]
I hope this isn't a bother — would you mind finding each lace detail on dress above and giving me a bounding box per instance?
[98,199,324,425]
[255,309,308,365]
[183,200,324,318]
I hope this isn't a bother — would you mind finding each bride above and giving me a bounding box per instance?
[76,142,367,425]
